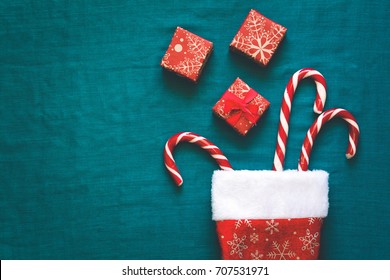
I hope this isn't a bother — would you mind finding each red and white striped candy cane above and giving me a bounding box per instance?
[298,108,360,171]
[164,132,233,186]
[273,68,327,171]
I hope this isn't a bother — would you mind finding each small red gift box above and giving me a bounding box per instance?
[230,9,287,67]
[213,78,270,136]
[161,27,213,82]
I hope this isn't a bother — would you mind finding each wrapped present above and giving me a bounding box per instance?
[230,9,287,66]
[161,27,213,82]
[213,78,270,135]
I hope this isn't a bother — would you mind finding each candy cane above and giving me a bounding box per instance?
[164,132,233,186]
[273,68,327,171]
[298,108,360,171]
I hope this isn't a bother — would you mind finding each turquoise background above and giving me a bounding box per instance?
[1,0,389,259]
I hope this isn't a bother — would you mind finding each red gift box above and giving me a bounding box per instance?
[161,27,213,82]
[213,78,270,135]
[230,9,287,67]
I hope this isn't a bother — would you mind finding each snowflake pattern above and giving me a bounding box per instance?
[308,217,323,225]
[227,233,248,259]
[235,219,252,229]
[161,27,212,81]
[250,250,263,260]
[299,229,320,256]
[265,219,280,235]
[251,95,269,115]
[175,57,203,77]
[249,233,259,244]
[227,78,251,99]
[230,9,286,66]
[186,32,210,58]
[217,218,324,260]
[267,240,297,260]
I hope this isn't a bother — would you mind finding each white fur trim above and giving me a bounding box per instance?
[212,170,329,220]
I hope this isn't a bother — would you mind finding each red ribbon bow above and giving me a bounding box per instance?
[223,89,259,126]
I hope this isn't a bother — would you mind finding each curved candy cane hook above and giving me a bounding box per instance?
[164,132,233,186]
[273,68,327,171]
[298,108,360,171]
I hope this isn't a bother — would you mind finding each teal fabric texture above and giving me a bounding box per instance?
[1,0,389,259]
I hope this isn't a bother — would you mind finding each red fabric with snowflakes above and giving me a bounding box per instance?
[230,9,287,66]
[216,218,323,260]
[161,27,213,82]
[213,78,270,135]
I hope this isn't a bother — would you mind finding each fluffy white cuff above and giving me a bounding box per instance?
[212,170,329,220]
